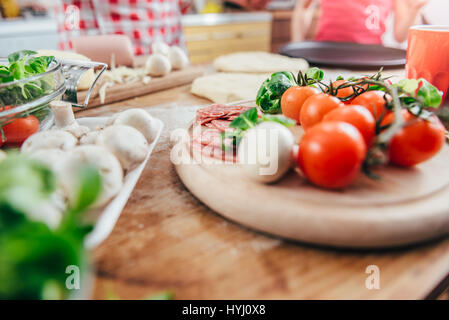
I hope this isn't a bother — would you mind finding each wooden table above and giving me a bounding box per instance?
[76,76,449,300]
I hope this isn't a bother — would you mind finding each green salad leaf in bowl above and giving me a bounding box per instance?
[0,50,58,107]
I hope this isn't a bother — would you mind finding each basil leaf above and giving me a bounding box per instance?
[72,165,102,212]
[7,50,37,64]
[306,67,324,82]
[9,61,26,80]
[261,114,296,128]
[229,107,258,130]
[256,72,296,114]
[416,79,442,108]
[28,56,54,74]
[396,79,420,95]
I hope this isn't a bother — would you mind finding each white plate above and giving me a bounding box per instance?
[73,115,163,248]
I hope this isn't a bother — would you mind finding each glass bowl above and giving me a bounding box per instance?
[0,58,66,132]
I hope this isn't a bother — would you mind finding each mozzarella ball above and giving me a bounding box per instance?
[238,122,295,183]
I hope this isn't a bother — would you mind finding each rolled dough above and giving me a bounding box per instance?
[191,72,269,103]
[213,51,309,74]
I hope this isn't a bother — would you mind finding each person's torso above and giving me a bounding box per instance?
[315,0,393,45]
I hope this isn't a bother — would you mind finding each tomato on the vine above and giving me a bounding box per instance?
[281,86,319,123]
[323,105,376,147]
[300,93,344,130]
[298,121,367,189]
[382,109,446,167]
[352,91,389,119]
[2,115,40,145]
[332,80,355,100]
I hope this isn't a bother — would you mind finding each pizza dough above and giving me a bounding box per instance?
[191,72,269,103]
[213,51,309,74]
[37,49,95,91]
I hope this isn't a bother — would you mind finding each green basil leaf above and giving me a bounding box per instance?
[9,61,26,80]
[261,114,296,128]
[7,50,37,64]
[396,79,420,95]
[416,78,442,108]
[229,107,258,130]
[256,72,296,113]
[306,67,324,82]
[72,165,102,212]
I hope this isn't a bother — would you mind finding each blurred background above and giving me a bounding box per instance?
[1,0,448,62]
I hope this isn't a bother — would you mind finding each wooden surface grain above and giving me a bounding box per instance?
[76,82,449,300]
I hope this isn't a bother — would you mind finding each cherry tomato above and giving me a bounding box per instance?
[323,105,376,147]
[300,93,344,131]
[3,115,40,145]
[381,109,446,166]
[281,86,319,123]
[352,91,390,120]
[332,80,354,100]
[298,121,367,189]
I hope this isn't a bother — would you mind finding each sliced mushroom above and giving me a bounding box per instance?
[96,125,148,171]
[58,145,123,208]
[110,108,157,142]
[21,130,77,154]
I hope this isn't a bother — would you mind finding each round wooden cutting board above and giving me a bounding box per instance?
[174,125,449,249]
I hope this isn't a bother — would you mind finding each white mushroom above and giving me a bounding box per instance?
[145,53,171,76]
[28,148,67,172]
[50,100,90,139]
[238,122,295,183]
[105,112,120,126]
[80,130,102,145]
[50,100,76,128]
[58,145,123,208]
[62,123,90,139]
[96,125,148,171]
[168,46,189,70]
[151,41,170,56]
[110,108,157,142]
[21,130,77,154]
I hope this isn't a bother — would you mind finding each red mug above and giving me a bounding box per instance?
[406,25,449,105]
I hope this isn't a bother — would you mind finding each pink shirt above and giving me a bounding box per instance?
[315,0,393,45]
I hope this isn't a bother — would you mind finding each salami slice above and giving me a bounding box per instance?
[193,104,253,162]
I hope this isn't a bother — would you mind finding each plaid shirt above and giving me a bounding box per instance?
[55,0,185,55]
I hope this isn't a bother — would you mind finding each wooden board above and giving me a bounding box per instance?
[75,85,449,299]
[175,123,449,249]
[76,65,205,109]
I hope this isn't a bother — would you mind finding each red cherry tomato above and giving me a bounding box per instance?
[323,105,376,147]
[300,93,344,130]
[352,91,390,120]
[382,109,446,166]
[332,80,355,100]
[298,121,367,189]
[281,86,320,123]
[3,115,40,145]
